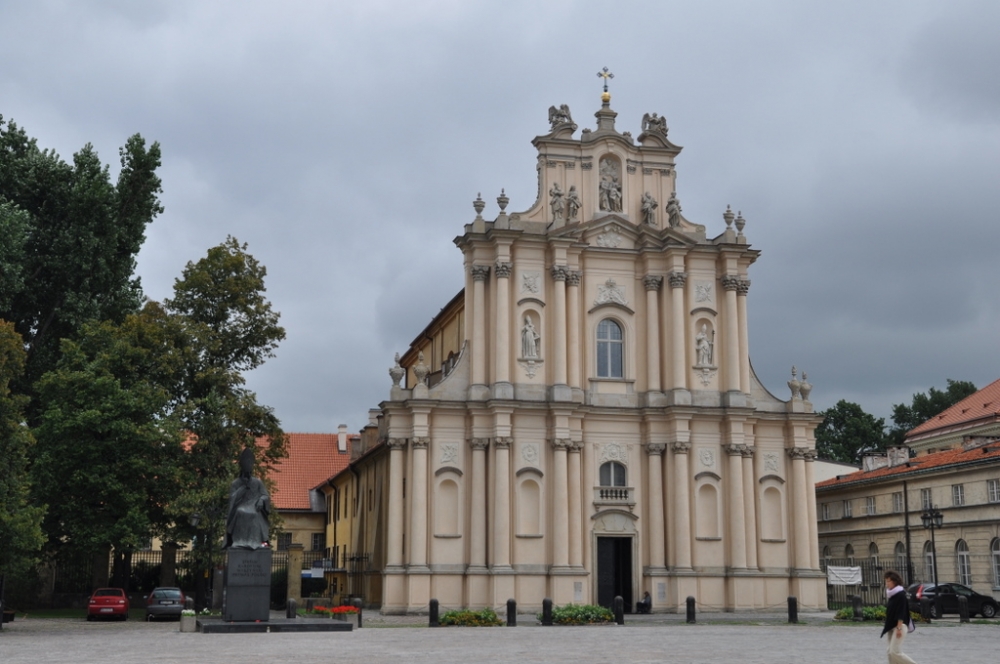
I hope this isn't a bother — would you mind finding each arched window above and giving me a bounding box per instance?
[596,319,624,378]
[822,546,831,567]
[923,541,935,584]
[956,540,972,586]
[894,542,907,576]
[599,461,627,487]
[868,543,880,584]
[991,539,1000,588]
[845,543,855,563]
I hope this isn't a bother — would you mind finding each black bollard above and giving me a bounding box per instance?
[851,595,863,622]
[541,598,553,626]
[507,599,517,627]
[787,596,798,624]
[686,596,696,624]
[934,595,943,622]
[429,598,439,627]
[920,597,932,623]
[286,598,297,620]
[957,595,969,623]
[353,598,363,629]
[613,596,625,625]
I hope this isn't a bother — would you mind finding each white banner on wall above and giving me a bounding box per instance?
[827,566,863,586]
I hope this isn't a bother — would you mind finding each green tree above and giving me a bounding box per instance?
[0,321,46,582]
[887,379,978,446]
[31,305,185,560]
[0,116,163,401]
[815,400,888,464]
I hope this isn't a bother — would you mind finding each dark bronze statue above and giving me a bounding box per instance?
[225,448,271,549]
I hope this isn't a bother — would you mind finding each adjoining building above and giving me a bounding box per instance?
[816,378,1000,604]
[348,89,827,614]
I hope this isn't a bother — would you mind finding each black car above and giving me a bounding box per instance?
[144,587,186,621]
[906,582,998,618]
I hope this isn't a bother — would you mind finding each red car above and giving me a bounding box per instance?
[87,588,129,621]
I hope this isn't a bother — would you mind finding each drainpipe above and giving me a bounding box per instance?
[903,480,913,585]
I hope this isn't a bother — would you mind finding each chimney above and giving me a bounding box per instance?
[368,409,380,427]
[887,446,911,467]
[337,424,348,453]
[861,454,888,473]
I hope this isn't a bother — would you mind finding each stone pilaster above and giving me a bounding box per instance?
[494,262,512,390]
[386,438,408,569]
[567,441,583,568]
[566,271,582,391]
[644,275,663,394]
[788,447,811,570]
[804,449,819,569]
[646,443,667,570]
[668,272,688,391]
[468,437,490,572]
[736,278,751,394]
[470,265,490,392]
[740,445,759,569]
[723,443,747,570]
[671,441,692,569]
[408,437,430,570]
[550,266,568,389]
[492,436,513,570]
[721,274,741,393]
[550,438,571,569]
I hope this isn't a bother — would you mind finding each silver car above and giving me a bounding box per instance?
[145,587,186,621]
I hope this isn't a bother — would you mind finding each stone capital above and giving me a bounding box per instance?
[549,438,572,451]
[645,442,666,456]
[568,440,584,453]
[471,265,491,282]
[550,265,569,282]
[566,270,582,287]
[740,445,756,458]
[411,436,431,449]
[737,278,751,296]
[493,436,513,449]
[495,261,513,279]
[670,441,691,454]
[723,443,746,457]
[667,271,688,289]
[468,437,491,451]
[720,274,741,292]
[643,275,664,292]
[386,437,408,450]
[787,446,809,461]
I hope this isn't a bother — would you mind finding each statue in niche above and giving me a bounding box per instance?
[641,112,668,136]
[566,185,581,221]
[549,182,565,223]
[695,323,714,367]
[641,191,658,225]
[548,104,574,129]
[226,448,271,550]
[598,158,622,212]
[666,192,682,228]
[521,316,540,359]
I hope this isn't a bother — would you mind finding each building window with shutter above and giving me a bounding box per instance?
[988,479,1000,504]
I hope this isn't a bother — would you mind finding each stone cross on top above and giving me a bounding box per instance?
[596,67,614,102]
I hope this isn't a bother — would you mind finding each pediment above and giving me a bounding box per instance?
[580,215,639,250]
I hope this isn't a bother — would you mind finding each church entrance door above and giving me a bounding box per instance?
[596,536,633,612]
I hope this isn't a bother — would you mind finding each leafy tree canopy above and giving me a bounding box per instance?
[815,400,888,464]
[887,379,978,446]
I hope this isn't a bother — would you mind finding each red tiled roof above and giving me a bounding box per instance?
[907,377,1000,438]
[816,443,1000,489]
[265,433,355,511]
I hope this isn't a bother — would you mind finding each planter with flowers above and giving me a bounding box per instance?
[180,609,197,632]
[312,605,359,621]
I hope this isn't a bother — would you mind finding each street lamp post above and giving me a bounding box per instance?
[920,506,944,586]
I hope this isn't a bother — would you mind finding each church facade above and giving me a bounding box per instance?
[376,91,825,613]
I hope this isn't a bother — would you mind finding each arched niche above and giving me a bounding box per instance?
[434,476,461,537]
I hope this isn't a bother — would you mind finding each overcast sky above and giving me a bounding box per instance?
[2,0,998,433]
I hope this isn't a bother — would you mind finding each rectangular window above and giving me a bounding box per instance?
[277,532,292,551]
[893,492,904,514]
[920,488,932,510]
[821,503,830,521]
[988,479,1000,504]
[843,500,853,518]
[958,551,972,586]
[311,532,324,552]
[865,496,876,516]
[952,484,965,507]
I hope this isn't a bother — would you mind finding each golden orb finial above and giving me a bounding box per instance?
[596,67,614,104]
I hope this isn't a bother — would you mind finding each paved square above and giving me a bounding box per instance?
[1,615,990,663]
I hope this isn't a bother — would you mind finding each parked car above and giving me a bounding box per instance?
[86,588,129,621]
[906,582,998,618]
[145,587,186,621]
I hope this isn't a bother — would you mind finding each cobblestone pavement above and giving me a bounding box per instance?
[1,614,993,664]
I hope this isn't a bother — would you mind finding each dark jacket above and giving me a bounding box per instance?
[881,591,910,638]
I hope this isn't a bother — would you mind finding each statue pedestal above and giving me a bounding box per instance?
[223,549,272,622]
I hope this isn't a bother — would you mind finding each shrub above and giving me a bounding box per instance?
[833,606,924,623]
[439,607,503,627]
[540,603,614,625]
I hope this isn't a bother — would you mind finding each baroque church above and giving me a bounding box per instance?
[374,86,825,613]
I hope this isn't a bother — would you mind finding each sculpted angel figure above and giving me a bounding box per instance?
[642,112,668,135]
[548,104,574,129]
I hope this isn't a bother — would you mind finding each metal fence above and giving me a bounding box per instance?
[821,558,897,609]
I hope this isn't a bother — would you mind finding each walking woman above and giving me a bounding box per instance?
[882,570,917,664]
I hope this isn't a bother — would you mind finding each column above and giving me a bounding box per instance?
[737,279,751,393]
[668,272,687,390]
[409,437,430,569]
[493,437,513,569]
[468,438,490,571]
[725,444,747,570]
[551,438,570,569]
[566,271,582,390]
[721,275,741,392]
[568,442,583,567]
[671,442,692,569]
[494,262,512,385]
[286,543,304,603]
[551,266,568,386]
[386,438,408,568]
[646,443,666,569]
[789,447,811,570]
[805,450,820,568]
[471,265,490,388]
[643,275,663,393]
[741,446,759,569]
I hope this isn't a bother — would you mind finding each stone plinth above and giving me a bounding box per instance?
[223,548,272,622]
